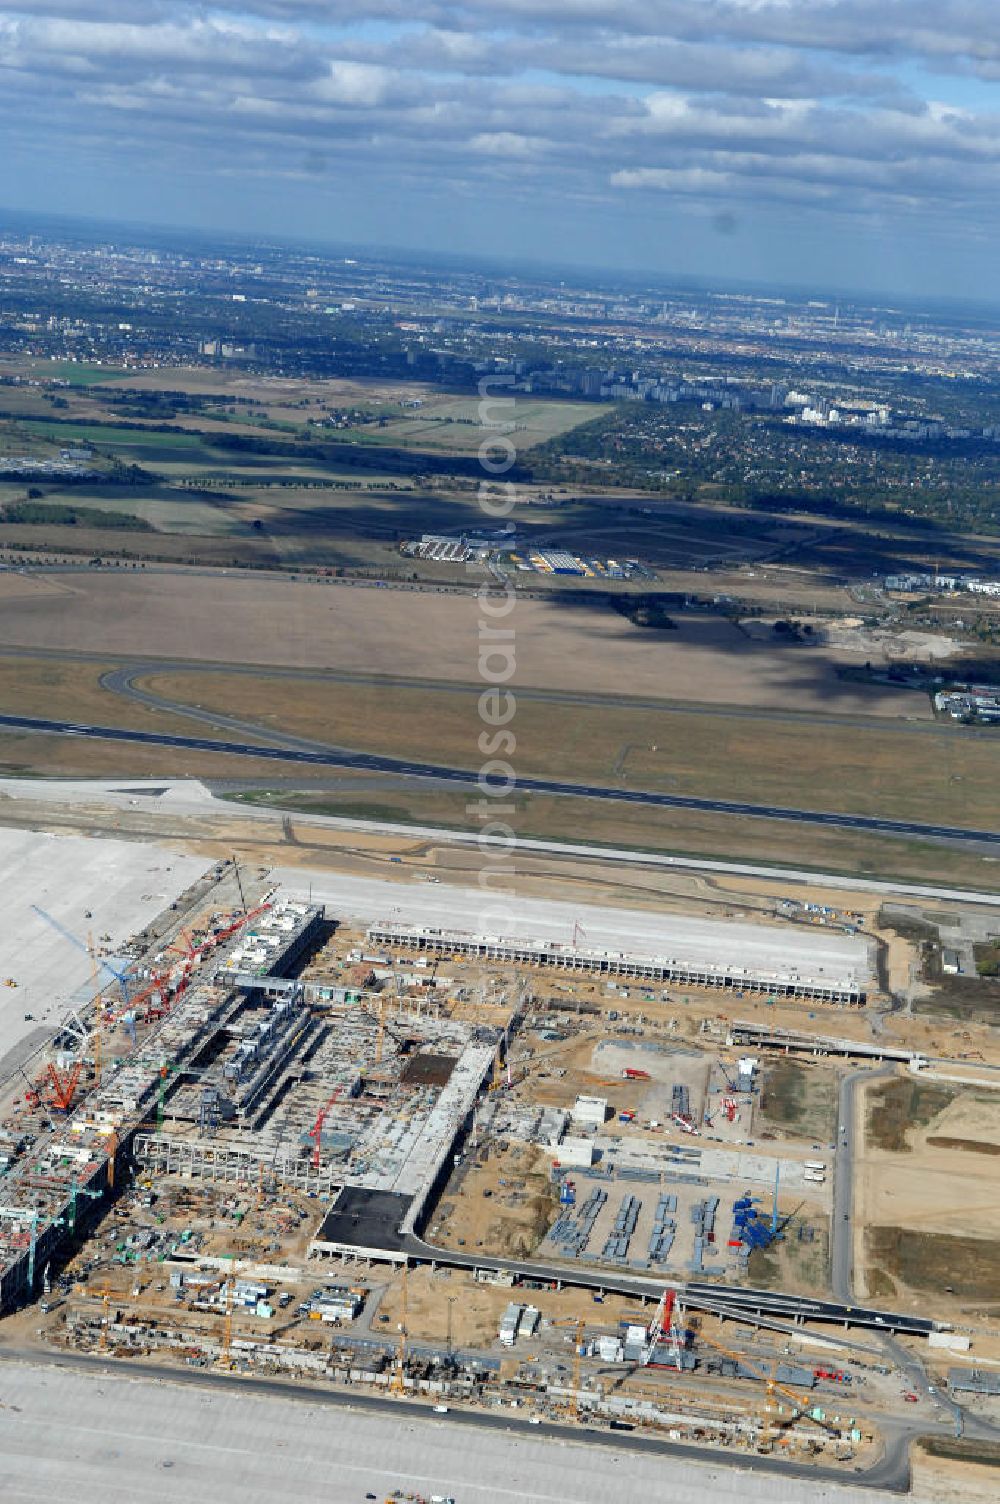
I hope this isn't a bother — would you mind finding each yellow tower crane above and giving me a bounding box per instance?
[694,1324,843,1448]
[551,1316,587,1421]
[389,1261,408,1396]
[569,1317,586,1422]
[219,1256,236,1369]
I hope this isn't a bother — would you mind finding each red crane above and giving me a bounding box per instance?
[309,1087,346,1171]
[44,1061,84,1114]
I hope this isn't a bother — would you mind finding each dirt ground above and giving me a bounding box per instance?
[374,1264,651,1352]
[856,1078,1000,1306]
[912,1446,1000,1504]
[227,782,1000,891]
[757,1058,840,1144]
[428,1142,559,1259]
[0,569,931,714]
[747,1215,830,1298]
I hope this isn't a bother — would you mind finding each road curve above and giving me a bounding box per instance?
[1,707,998,848]
[0,641,984,741]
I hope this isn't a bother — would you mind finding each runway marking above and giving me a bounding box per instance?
[0,1409,660,1504]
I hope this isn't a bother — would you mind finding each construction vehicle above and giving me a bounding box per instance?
[44,1061,84,1114]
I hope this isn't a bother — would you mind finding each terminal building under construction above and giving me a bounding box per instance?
[366,923,868,1006]
[0,898,325,1313]
[0,894,870,1313]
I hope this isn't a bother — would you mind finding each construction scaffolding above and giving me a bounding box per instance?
[367,925,866,1005]
[132,1131,338,1193]
[0,900,325,1313]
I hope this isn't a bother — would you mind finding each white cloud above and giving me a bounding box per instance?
[469,131,538,157]
[2,0,1000,262]
[314,61,395,107]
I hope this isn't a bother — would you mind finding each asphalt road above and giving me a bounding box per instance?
[0,640,987,741]
[394,1230,935,1337]
[1,709,997,848]
[831,1066,897,1306]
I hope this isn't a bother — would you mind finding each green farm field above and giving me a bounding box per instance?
[338,394,610,453]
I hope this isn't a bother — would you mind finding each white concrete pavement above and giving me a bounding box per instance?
[0,1358,905,1504]
[0,825,208,1068]
[2,775,1000,908]
[273,866,872,991]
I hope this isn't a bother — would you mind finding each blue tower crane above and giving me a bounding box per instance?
[30,905,133,1002]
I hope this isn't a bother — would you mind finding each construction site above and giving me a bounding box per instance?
[0,839,997,1487]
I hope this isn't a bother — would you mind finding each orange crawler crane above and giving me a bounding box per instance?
[44,1060,83,1114]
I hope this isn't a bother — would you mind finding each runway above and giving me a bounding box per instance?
[0,710,996,848]
[3,774,999,908]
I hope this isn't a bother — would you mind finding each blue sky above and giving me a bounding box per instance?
[2,1,1000,296]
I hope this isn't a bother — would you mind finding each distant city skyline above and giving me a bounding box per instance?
[2,2,1000,298]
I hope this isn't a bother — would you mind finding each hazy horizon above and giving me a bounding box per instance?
[2,2,1000,301]
[6,201,1000,323]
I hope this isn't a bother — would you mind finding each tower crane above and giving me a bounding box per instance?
[99,1289,111,1353]
[569,1316,586,1421]
[551,1317,588,1421]
[65,1177,102,1235]
[646,1286,684,1370]
[106,1128,118,1190]
[389,1261,408,1396]
[31,906,134,1002]
[219,1256,236,1369]
[489,1025,511,1093]
[2,1208,41,1292]
[359,998,407,1064]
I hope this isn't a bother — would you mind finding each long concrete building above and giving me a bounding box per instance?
[367,923,869,1005]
